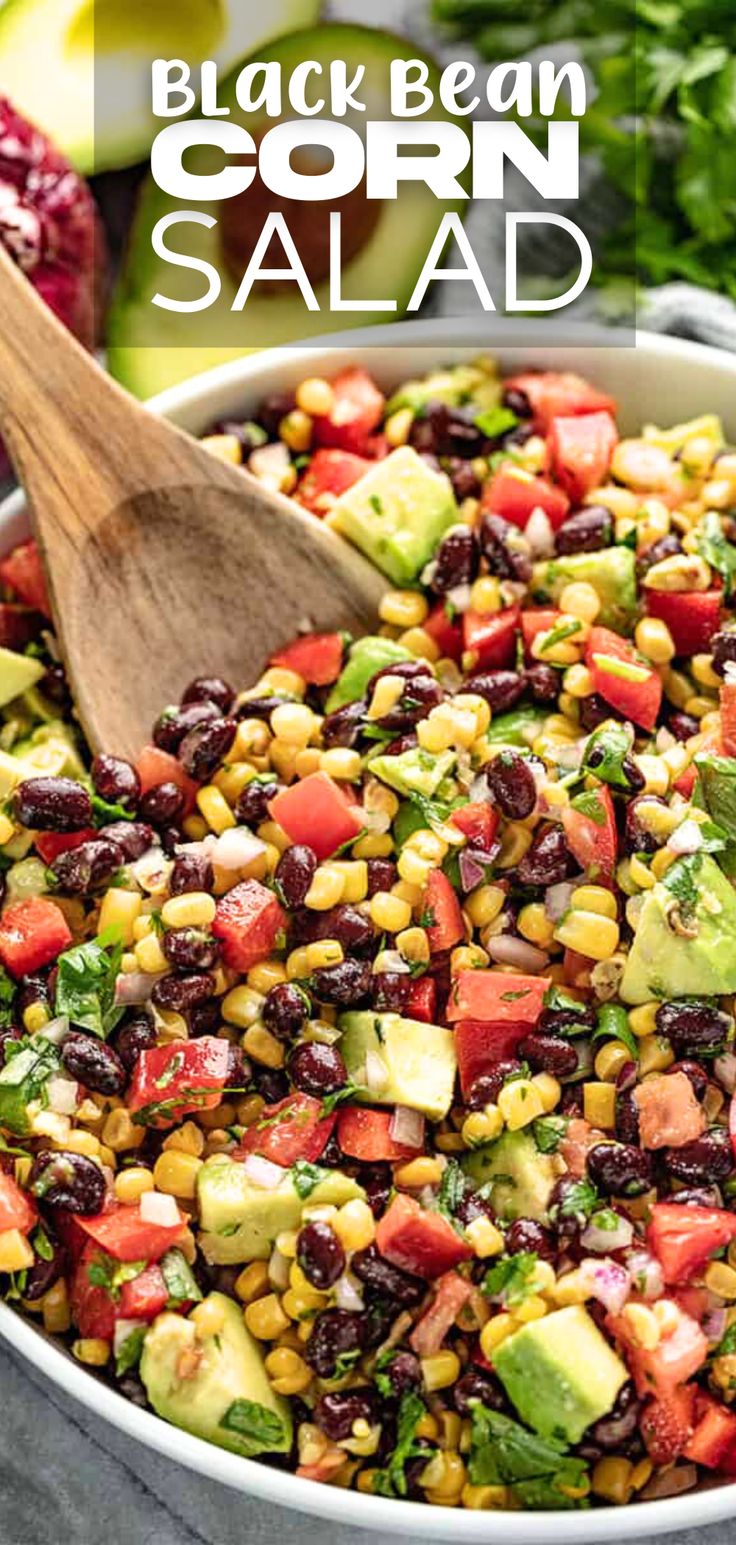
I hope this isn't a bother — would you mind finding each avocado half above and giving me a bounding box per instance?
[107,24,469,399]
[0,0,320,174]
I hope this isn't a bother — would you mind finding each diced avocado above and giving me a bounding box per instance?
[325,636,412,713]
[531,547,637,633]
[620,852,736,1004]
[331,447,458,586]
[369,747,456,800]
[493,1306,628,1444]
[486,705,547,748]
[197,1156,365,1265]
[0,648,44,709]
[386,360,500,417]
[140,1293,292,1457]
[339,1011,457,1120]
[15,722,87,780]
[695,753,736,835]
[462,1129,556,1223]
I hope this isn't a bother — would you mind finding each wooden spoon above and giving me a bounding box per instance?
[0,248,385,760]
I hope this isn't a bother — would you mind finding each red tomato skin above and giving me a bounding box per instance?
[646,589,722,656]
[504,371,616,430]
[0,603,44,649]
[423,601,464,662]
[34,828,98,865]
[269,632,344,687]
[404,977,438,1024]
[376,1193,472,1280]
[336,1107,418,1163]
[312,369,385,455]
[685,1396,736,1473]
[482,468,569,531]
[520,608,560,655]
[424,869,464,953]
[608,1301,707,1397]
[77,1206,185,1264]
[455,1019,527,1100]
[561,785,617,879]
[447,970,550,1025]
[118,1263,169,1321]
[462,606,520,671]
[0,897,72,976]
[410,1271,473,1356]
[269,772,363,862]
[563,948,593,989]
[641,1386,696,1466]
[236,1093,335,1167]
[135,745,198,814]
[721,683,736,757]
[548,411,618,502]
[127,1037,233,1128]
[586,625,662,732]
[71,1243,116,1339]
[296,449,372,515]
[212,880,286,974]
[0,1171,37,1233]
[0,539,50,616]
[647,1202,736,1284]
[449,802,499,849]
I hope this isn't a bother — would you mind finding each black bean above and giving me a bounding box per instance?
[655,1000,730,1055]
[517,825,574,887]
[555,505,613,555]
[351,1244,425,1306]
[263,982,311,1040]
[61,1032,126,1096]
[589,1382,640,1449]
[467,1062,522,1108]
[549,1176,591,1234]
[486,750,537,820]
[289,903,375,955]
[636,534,682,578]
[181,676,235,713]
[374,674,443,734]
[367,660,434,692]
[170,851,214,896]
[275,845,317,908]
[112,1014,157,1072]
[381,732,418,758]
[517,1033,579,1079]
[139,782,185,827]
[410,401,485,460]
[187,1000,220,1039]
[178,717,237,781]
[615,1090,641,1145]
[235,778,281,827]
[667,711,700,742]
[371,972,409,1014]
[151,972,214,1013]
[297,1220,346,1290]
[366,859,399,897]
[382,1351,422,1396]
[503,387,531,417]
[235,694,291,722]
[361,1165,393,1219]
[39,663,71,710]
[226,1045,251,1092]
[153,701,219,754]
[587,1142,652,1197]
[305,1308,365,1378]
[320,700,367,750]
[100,821,156,861]
[311,959,372,1006]
[523,663,559,705]
[51,837,123,894]
[453,1370,506,1416]
[504,1218,556,1261]
[445,459,482,503]
[91,754,140,812]
[579,694,618,731]
[162,927,219,972]
[289,1042,346,1095]
[432,528,480,594]
[465,670,526,714]
[711,630,736,679]
[539,1004,597,1035]
[13,776,92,833]
[253,1067,290,1104]
[23,1234,65,1301]
[117,1372,150,1409]
[315,1389,378,1441]
[30,1150,106,1215]
[664,1129,733,1186]
[478,512,532,583]
[621,756,646,794]
[258,391,296,438]
[624,795,668,856]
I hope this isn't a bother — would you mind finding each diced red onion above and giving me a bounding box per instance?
[46,1075,79,1115]
[578,1257,631,1314]
[524,506,555,558]
[335,1274,365,1312]
[140,1191,180,1226]
[241,1155,287,1190]
[446,583,472,613]
[624,1248,664,1301]
[371,950,409,977]
[581,1215,634,1254]
[714,1051,736,1094]
[545,881,575,923]
[268,1248,291,1292]
[703,1307,728,1344]
[113,1318,144,1356]
[389,1106,425,1149]
[365,1049,390,1093]
[640,1464,698,1500]
[210,827,267,870]
[459,849,486,893]
[115,971,163,1006]
[38,1015,70,1045]
[667,819,703,856]
[486,935,549,973]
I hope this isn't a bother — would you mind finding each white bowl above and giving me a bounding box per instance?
[2,320,736,1541]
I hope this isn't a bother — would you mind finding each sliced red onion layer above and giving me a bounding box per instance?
[578,1257,632,1314]
[487,935,550,973]
[389,1106,425,1149]
[140,1191,181,1226]
[458,849,486,893]
[703,1306,728,1345]
[241,1154,288,1191]
[581,1214,634,1254]
[545,881,575,923]
[624,1248,665,1301]
[640,1465,698,1501]
[714,1050,736,1094]
[365,1049,390,1093]
[335,1274,365,1312]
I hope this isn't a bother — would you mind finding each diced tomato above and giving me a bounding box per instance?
[34,828,97,865]
[447,970,550,1025]
[548,411,618,502]
[77,1204,185,1264]
[410,1271,473,1356]
[376,1193,472,1280]
[586,626,662,732]
[423,869,464,954]
[0,1171,36,1233]
[0,603,44,649]
[674,723,721,799]
[560,1118,603,1179]
[561,785,617,880]
[118,1263,169,1321]
[721,682,736,757]
[127,1037,234,1129]
[482,467,569,531]
[135,745,198,813]
[647,1202,736,1285]
[608,1299,707,1397]
[463,605,520,671]
[212,879,286,973]
[520,608,560,655]
[336,1107,419,1163]
[312,368,385,455]
[296,448,372,515]
[674,1286,710,1324]
[269,632,344,687]
[563,948,594,989]
[404,976,438,1024]
[423,601,464,663]
[269,772,363,862]
[455,1019,527,1100]
[641,1386,696,1466]
[646,589,722,657]
[236,1092,335,1167]
[0,897,72,977]
[0,539,50,616]
[70,1243,116,1340]
[504,371,616,431]
[449,802,499,850]
[634,1071,707,1152]
[731,1093,736,1160]
[685,1395,736,1474]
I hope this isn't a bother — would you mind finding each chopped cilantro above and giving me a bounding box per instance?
[291,1159,330,1199]
[581,722,634,790]
[115,1324,146,1378]
[474,406,520,439]
[373,1393,429,1498]
[54,928,124,1040]
[697,513,736,600]
[469,1407,588,1510]
[483,1252,539,1308]
[533,1115,569,1154]
[437,1158,465,1219]
[219,1399,286,1452]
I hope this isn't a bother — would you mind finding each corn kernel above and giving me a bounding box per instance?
[73,1338,110,1367]
[531,1072,561,1113]
[638,1034,675,1075]
[42,1279,71,1334]
[304,867,345,910]
[480,1314,515,1357]
[162,1120,204,1157]
[562,663,594,699]
[160,892,216,930]
[398,627,439,662]
[497,1079,545,1130]
[591,1458,633,1506]
[98,888,142,946]
[242,1024,285,1068]
[304,939,344,973]
[114,1166,155,1205]
[102,1108,144,1153]
[295,376,334,417]
[583,1083,617,1128]
[465,1215,505,1258]
[221,984,264,1028]
[466,884,506,929]
[265,1345,313,1395]
[704,1262,736,1301]
[332,1199,376,1252]
[552,1269,591,1307]
[369,891,412,933]
[196,784,236,834]
[558,582,600,623]
[462,1106,504,1147]
[394,1157,443,1188]
[244,1293,291,1340]
[421,1350,461,1392]
[353,833,393,860]
[270,703,315,747]
[628,1002,658,1038]
[379,590,429,628]
[512,1294,548,1324]
[652,1299,682,1337]
[235,1261,270,1304]
[397,847,432,888]
[201,433,242,465]
[153,1150,202,1200]
[634,616,676,664]
[461,1483,510,1510]
[396,926,430,965]
[0,1228,34,1272]
[135,933,169,974]
[319,749,362,784]
[286,947,310,981]
[554,911,620,961]
[23,1001,50,1034]
[367,675,405,722]
[594,1041,632,1082]
[517,903,555,948]
[570,885,618,920]
[497,823,532,869]
[451,943,490,973]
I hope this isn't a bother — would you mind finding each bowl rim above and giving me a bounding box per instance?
[2,318,736,1538]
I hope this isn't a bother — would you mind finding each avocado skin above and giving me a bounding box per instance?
[140,1293,292,1456]
[493,1306,628,1445]
[197,1158,365,1264]
[325,636,412,714]
[620,852,736,1004]
[330,448,459,586]
[531,547,637,633]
